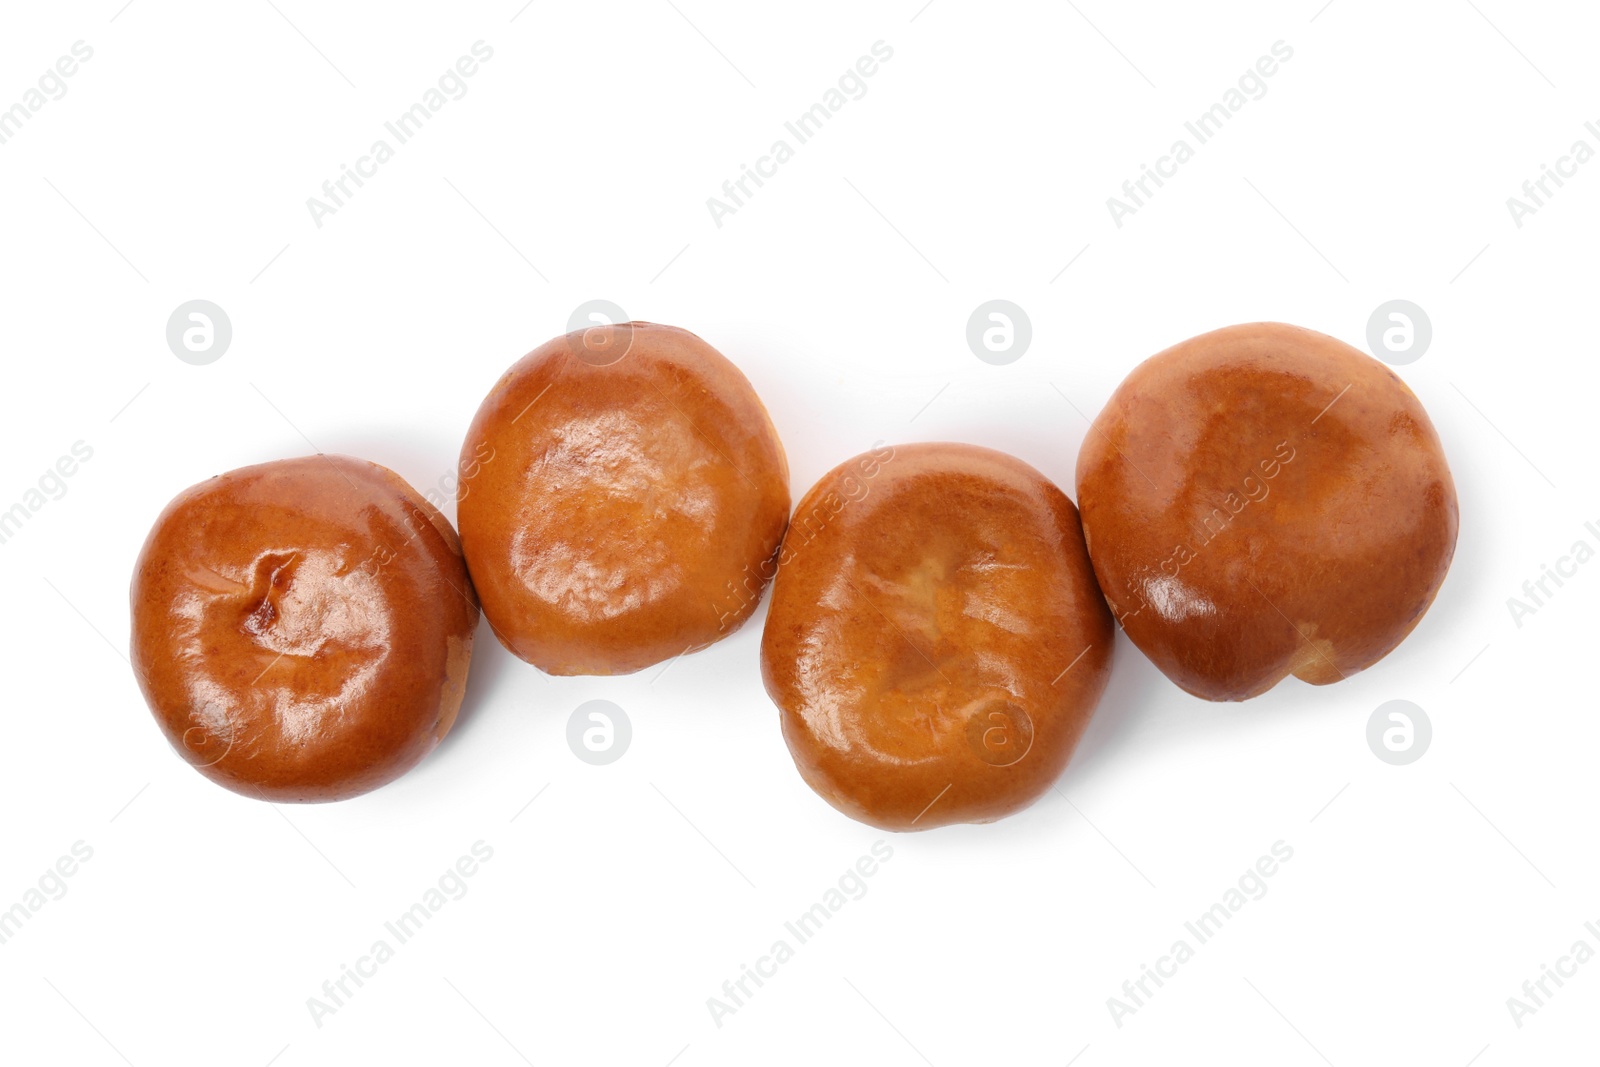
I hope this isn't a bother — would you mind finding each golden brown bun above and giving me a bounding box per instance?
[130,455,479,802]
[1075,322,1459,701]
[457,322,791,675]
[762,442,1114,831]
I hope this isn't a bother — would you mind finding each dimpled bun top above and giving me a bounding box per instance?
[1075,322,1459,701]
[456,322,791,675]
[130,455,479,802]
[762,442,1115,832]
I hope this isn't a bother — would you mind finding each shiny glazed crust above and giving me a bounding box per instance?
[457,322,791,675]
[129,455,479,802]
[762,442,1114,831]
[1074,322,1459,701]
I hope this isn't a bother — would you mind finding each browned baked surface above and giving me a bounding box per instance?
[1075,322,1459,701]
[130,454,479,802]
[457,322,791,675]
[762,442,1114,831]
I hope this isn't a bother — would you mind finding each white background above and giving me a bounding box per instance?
[1,1,1596,1064]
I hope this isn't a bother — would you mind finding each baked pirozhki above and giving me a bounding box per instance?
[131,455,479,802]
[457,322,790,675]
[1075,322,1458,701]
[762,442,1114,831]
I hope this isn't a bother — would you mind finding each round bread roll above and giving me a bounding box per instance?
[457,322,791,675]
[130,455,479,802]
[762,442,1114,831]
[1075,322,1458,701]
